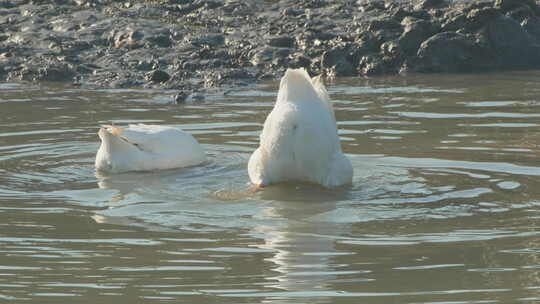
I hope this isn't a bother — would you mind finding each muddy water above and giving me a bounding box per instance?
[1,71,540,303]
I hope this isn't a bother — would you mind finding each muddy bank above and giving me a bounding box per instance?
[1,0,540,96]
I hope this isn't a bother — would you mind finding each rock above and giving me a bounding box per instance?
[372,30,402,51]
[188,92,205,102]
[399,17,438,56]
[138,59,159,71]
[38,64,77,82]
[72,74,83,86]
[320,46,356,76]
[146,70,170,83]
[380,40,401,58]
[107,28,143,49]
[282,8,304,16]
[415,32,496,72]
[0,1,15,8]
[267,35,295,48]
[355,32,380,54]
[391,7,431,22]
[358,54,388,76]
[414,0,446,10]
[367,17,401,31]
[250,47,291,67]
[173,91,188,104]
[312,31,338,41]
[485,15,540,68]
[442,7,502,33]
[441,14,468,32]
[506,5,536,22]
[288,53,312,69]
[465,1,495,11]
[494,0,538,13]
[357,0,385,12]
[106,21,174,49]
[7,58,77,82]
[466,7,502,29]
[185,33,225,47]
[2,0,540,89]
[301,0,329,9]
[521,17,540,41]
[146,33,172,48]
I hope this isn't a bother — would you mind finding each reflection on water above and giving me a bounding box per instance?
[1,71,540,303]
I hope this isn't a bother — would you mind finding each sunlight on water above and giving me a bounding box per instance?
[1,72,540,303]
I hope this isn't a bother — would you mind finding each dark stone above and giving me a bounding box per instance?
[76,64,95,74]
[506,5,536,22]
[302,0,328,9]
[312,31,337,41]
[38,64,76,81]
[146,34,172,48]
[185,33,225,47]
[320,46,356,76]
[355,32,380,54]
[250,47,291,67]
[201,0,222,10]
[399,17,438,56]
[485,15,540,68]
[2,0,540,89]
[467,7,502,29]
[0,1,16,8]
[358,54,388,76]
[267,35,295,48]
[134,58,159,71]
[188,92,205,102]
[7,58,77,82]
[391,7,431,22]
[442,7,502,32]
[372,30,403,47]
[415,32,496,72]
[522,17,540,41]
[288,53,312,69]
[494,0,538,13]
[72,74,83,86]
[464,1,495,11]
[173,91,188,104]
[107,28,144,49]
[199,58,226,69]
[414,0,446,10]
[146,70,170,83]
[222,68,255,80]
[367,18,401,32]
[181,60,200,71]
[176,2,205,14]
[380,40,401,58]
[169,0,192,4]
[358,0,385,12]
[441,14,468,32]
[282,8,304,16]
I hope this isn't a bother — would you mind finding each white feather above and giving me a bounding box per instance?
[248,68,353,188]
[95,124,206,173]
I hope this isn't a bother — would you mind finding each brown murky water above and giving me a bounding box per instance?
[1,71,540,303]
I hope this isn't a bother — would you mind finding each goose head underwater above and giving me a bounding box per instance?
[248,68,353,188]
[95,124,206,173]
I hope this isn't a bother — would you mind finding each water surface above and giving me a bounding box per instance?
[1,71,540,303]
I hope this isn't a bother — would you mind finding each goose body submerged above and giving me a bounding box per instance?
[248,68,353,188]
[95,124,206,173]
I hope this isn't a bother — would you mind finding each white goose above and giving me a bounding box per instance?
[248,68,353,188]
[95,124,206,173]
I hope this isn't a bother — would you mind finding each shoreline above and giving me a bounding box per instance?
[1,0,540,99]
